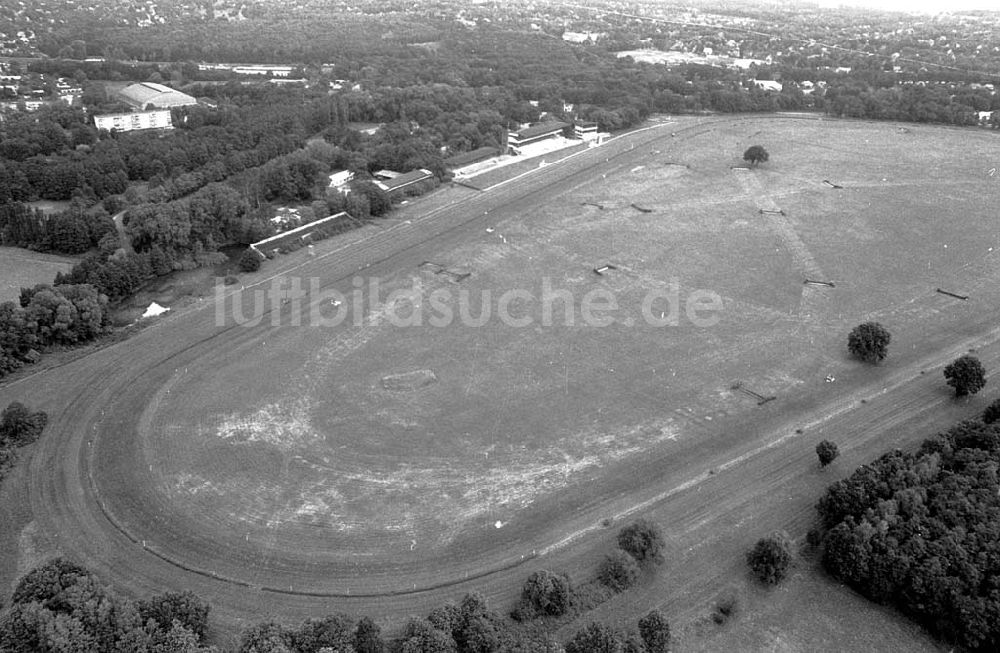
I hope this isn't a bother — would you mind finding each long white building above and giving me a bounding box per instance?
[94,109,174,133]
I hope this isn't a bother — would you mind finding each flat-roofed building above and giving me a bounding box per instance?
[94,109,174,133]
[374,168,435,196]
[118,82,197,110]
[444,147,498,171]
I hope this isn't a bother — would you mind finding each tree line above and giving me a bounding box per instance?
[0,518,673,652]
[813,415,1000,652]
[0,283,110,377]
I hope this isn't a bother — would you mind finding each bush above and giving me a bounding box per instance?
[599,550,640,592]
[743,145,769,167]
[617,519,665,565]
[0,402,48,446]
[238,249,262,273]
[816,440,840,467]
[713,594,738,624]
[747,532,793,585]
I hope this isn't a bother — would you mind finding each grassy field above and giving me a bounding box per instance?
[129,118,1000,562]
[0,247,75,303]
[8,116,1000,646]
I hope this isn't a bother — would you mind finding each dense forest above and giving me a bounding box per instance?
[815,418,1000,652]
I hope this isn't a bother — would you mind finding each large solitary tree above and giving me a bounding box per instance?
[848,322,891,363]
[944,354,986,396]
[743,145,769,168]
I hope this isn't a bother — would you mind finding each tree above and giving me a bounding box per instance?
[0,402,47,446]
[138,591,211,641]
[983,397,1000,424]
[11,558,92,606]
[392,618,456,653]
[944,354,986,397]
[847,322,891,363]
[517,570,573,618]
[599,550,640,592]
[743,145,769,168]
[291,614,355,652]
[238,622,294,653]
[616,519,665,565]
[354,616,385,653]
[565,622,624,653]
[637,610,670,653]
[746,532,793,585]
[239,249,262,273]
[816,440,840,467]
[353,180,392,217]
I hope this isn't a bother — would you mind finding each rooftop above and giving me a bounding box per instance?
[444,146,499,168]
[379,168,434,191]
[512,121,570,140]
[118,82,197,109]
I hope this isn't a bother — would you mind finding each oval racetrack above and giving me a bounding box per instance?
[7,115,1000,644]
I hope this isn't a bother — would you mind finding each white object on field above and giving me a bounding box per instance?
[142,302,169,318]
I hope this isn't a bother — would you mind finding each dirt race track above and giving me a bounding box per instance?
[3,115,1000,648]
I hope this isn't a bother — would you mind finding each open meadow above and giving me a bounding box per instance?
[4,115,999,647]
[0,247,74,304]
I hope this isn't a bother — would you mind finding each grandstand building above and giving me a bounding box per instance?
[118,82,197,110]
[507,122,570,155]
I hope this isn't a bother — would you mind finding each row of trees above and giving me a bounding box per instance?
[0,199,116,255]
[0,515,673,652]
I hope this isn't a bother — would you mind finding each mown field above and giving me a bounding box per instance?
[5,116,999,648]
[0,247,74,304]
